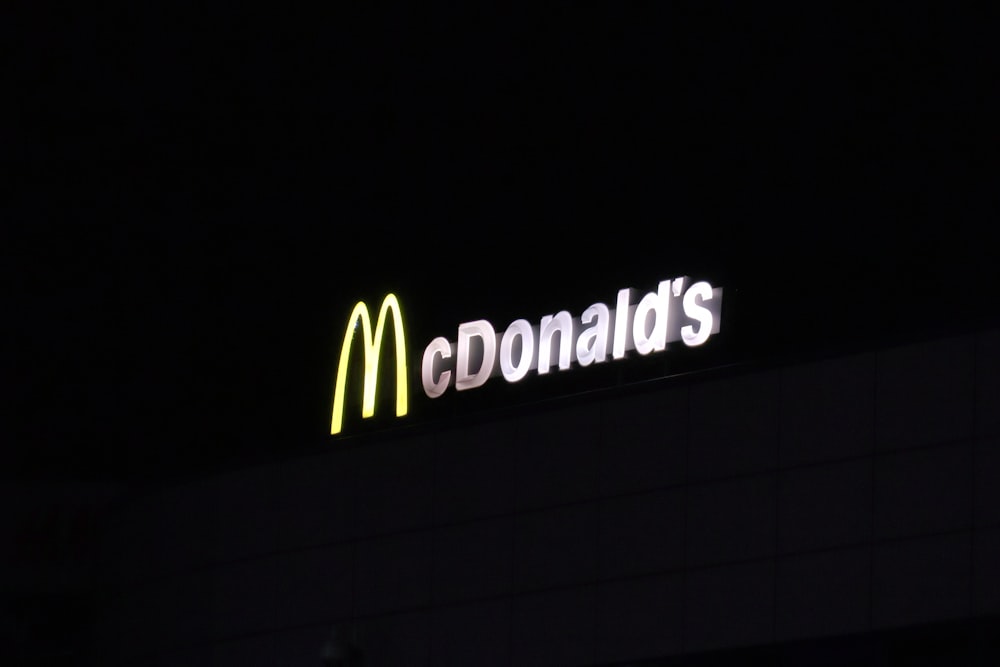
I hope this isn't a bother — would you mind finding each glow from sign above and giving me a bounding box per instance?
[538,311,574,374]
[682,280,715,346]
[420,336,452,399]
[330,294,408,435]
[500,319,534,382]
[576,302,610,367]
[420,276,722,399]
[332,275,723,435]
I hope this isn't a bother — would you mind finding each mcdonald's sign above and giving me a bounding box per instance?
[331,276,723,435]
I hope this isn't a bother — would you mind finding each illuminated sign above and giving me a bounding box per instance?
[331,276,722,434]
[330,294,408,435]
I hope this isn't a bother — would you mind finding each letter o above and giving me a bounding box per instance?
[500,319,534,383]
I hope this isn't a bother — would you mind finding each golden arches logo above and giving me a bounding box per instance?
[330,294,408,435]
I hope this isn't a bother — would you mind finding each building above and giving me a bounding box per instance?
[79,288,1000,665]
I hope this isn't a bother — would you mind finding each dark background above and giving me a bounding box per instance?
[6,4,998,483]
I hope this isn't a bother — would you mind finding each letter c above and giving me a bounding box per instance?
[422,337,452,398]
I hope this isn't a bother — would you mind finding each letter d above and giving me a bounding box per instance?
[455,320,497,391]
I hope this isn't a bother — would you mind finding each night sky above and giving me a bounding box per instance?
[7,5,998,483]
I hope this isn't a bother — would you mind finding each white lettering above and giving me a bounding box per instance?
[419,277,722,398]
[576,303,610,366]
[455,320,496,391]
[632,280,671,355]
[681,281,715,346]
[538,311,573,374]
[613,288,633,359]
[421,336,452,398]
[500,319,534,382]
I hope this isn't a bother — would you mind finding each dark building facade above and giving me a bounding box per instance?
[79,321,1000,665]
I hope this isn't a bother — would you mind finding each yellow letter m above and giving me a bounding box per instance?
[330,294,408,434]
